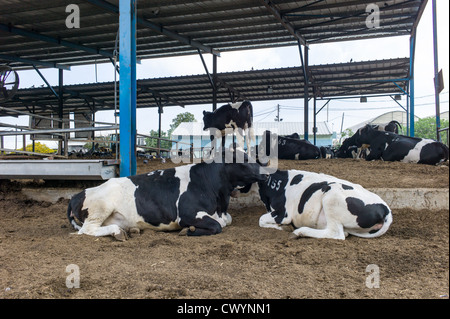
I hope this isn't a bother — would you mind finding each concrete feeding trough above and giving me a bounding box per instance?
[0,159,118,180]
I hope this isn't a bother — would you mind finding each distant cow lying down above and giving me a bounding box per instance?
[67,159,265,240]
[236,169,392,240]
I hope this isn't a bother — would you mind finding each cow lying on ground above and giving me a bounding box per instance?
[235,169,392,240]
[258,130,321,160]
[67,156,266,240]
[336,120,402,158]
[319,146,337,159]
[356,124,449,165]
[203,101,255,150]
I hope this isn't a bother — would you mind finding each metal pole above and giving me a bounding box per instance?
[119,0,137,177]
[213,54,218,111]
[432,0,441,141]
[298,42,309,141]
[313,96,317,146]
[58,68,64,155]
[409,34,416,137]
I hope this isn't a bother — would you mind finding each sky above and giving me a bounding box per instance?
[2,1,449,149]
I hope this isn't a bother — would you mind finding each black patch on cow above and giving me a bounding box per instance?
[342,184,354,190]
[68,190,89,224]
[128,168,180,227]
[345,197,390,229]
[418,142,449,165]
[298,182,330,214]
[290,174,304,186]
[258,170,289,223]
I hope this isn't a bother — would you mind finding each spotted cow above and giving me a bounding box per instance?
[237,169,392,240]
[67,158,266,240]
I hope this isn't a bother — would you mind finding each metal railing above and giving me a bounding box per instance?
[0,106,193,159]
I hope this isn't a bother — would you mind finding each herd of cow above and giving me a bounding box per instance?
[67,101,448,241]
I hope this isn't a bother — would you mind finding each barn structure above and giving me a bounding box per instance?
[0,0,433,179]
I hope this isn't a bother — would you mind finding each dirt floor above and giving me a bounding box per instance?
[0,158,448,299]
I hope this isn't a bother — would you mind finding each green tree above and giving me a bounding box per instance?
[414,117,449,140]
[145,130,172,150]
[168,112,196,137]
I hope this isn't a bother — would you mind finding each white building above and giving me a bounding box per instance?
[171,121,333,157]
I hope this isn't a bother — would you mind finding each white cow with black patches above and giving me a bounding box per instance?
[67,161,266,240]
[249,170,392,240]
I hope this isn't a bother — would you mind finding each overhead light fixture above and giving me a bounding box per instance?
[360,97,367,103]
[267,85,273,94]
[394,94,402,101]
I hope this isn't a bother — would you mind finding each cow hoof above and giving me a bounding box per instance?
[288,232,299,240]
[129,227,141,238]
[114,228,128,241]
[179,226,196,236]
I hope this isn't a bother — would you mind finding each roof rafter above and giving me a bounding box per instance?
[258,0,308,47]
[85,0,220,56]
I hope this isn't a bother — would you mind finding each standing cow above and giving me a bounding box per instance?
[356,124,449,165]
[236,169,392,240]
[67,157,266,240]
[203,101,255,151]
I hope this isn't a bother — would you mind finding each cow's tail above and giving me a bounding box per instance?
[67,198,81,231]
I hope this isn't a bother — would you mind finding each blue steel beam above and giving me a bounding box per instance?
[0,53,71,70]
[119,0,137,177]
[86,0,220,56]
[0,23,114,59]
[409,34,416,137]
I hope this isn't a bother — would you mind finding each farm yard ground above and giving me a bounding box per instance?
[0,158,448,299]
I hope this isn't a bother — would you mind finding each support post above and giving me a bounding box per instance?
[213,54,218,111]
[432,0,441,141]
[58,68,64,155]
[303,47,309,141]
[313,96,317,146]
[409,34,416,137]
[119,0,137,177]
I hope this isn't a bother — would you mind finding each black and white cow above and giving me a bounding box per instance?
[319,146,336,159]
[238,169,392,240]
[258,130,321,160]
[336,121,402,159]
[203,101,255,150]
[67,159,266,240]
[356,124,449,165]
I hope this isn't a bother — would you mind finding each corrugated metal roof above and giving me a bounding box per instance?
[0,0,427,69]
[0,58,410,117]
[172,121,332,137]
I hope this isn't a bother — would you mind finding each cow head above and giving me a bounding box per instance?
[357,124,377,144]
[202,110,214,130]
[223,150,268,187]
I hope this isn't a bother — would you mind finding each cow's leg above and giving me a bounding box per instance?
[78,210,129,241]
[290,221,345,240]
[78,221,128,241]
[290,200,346,240]
[259,211,292,231]
[179,211,223,236]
